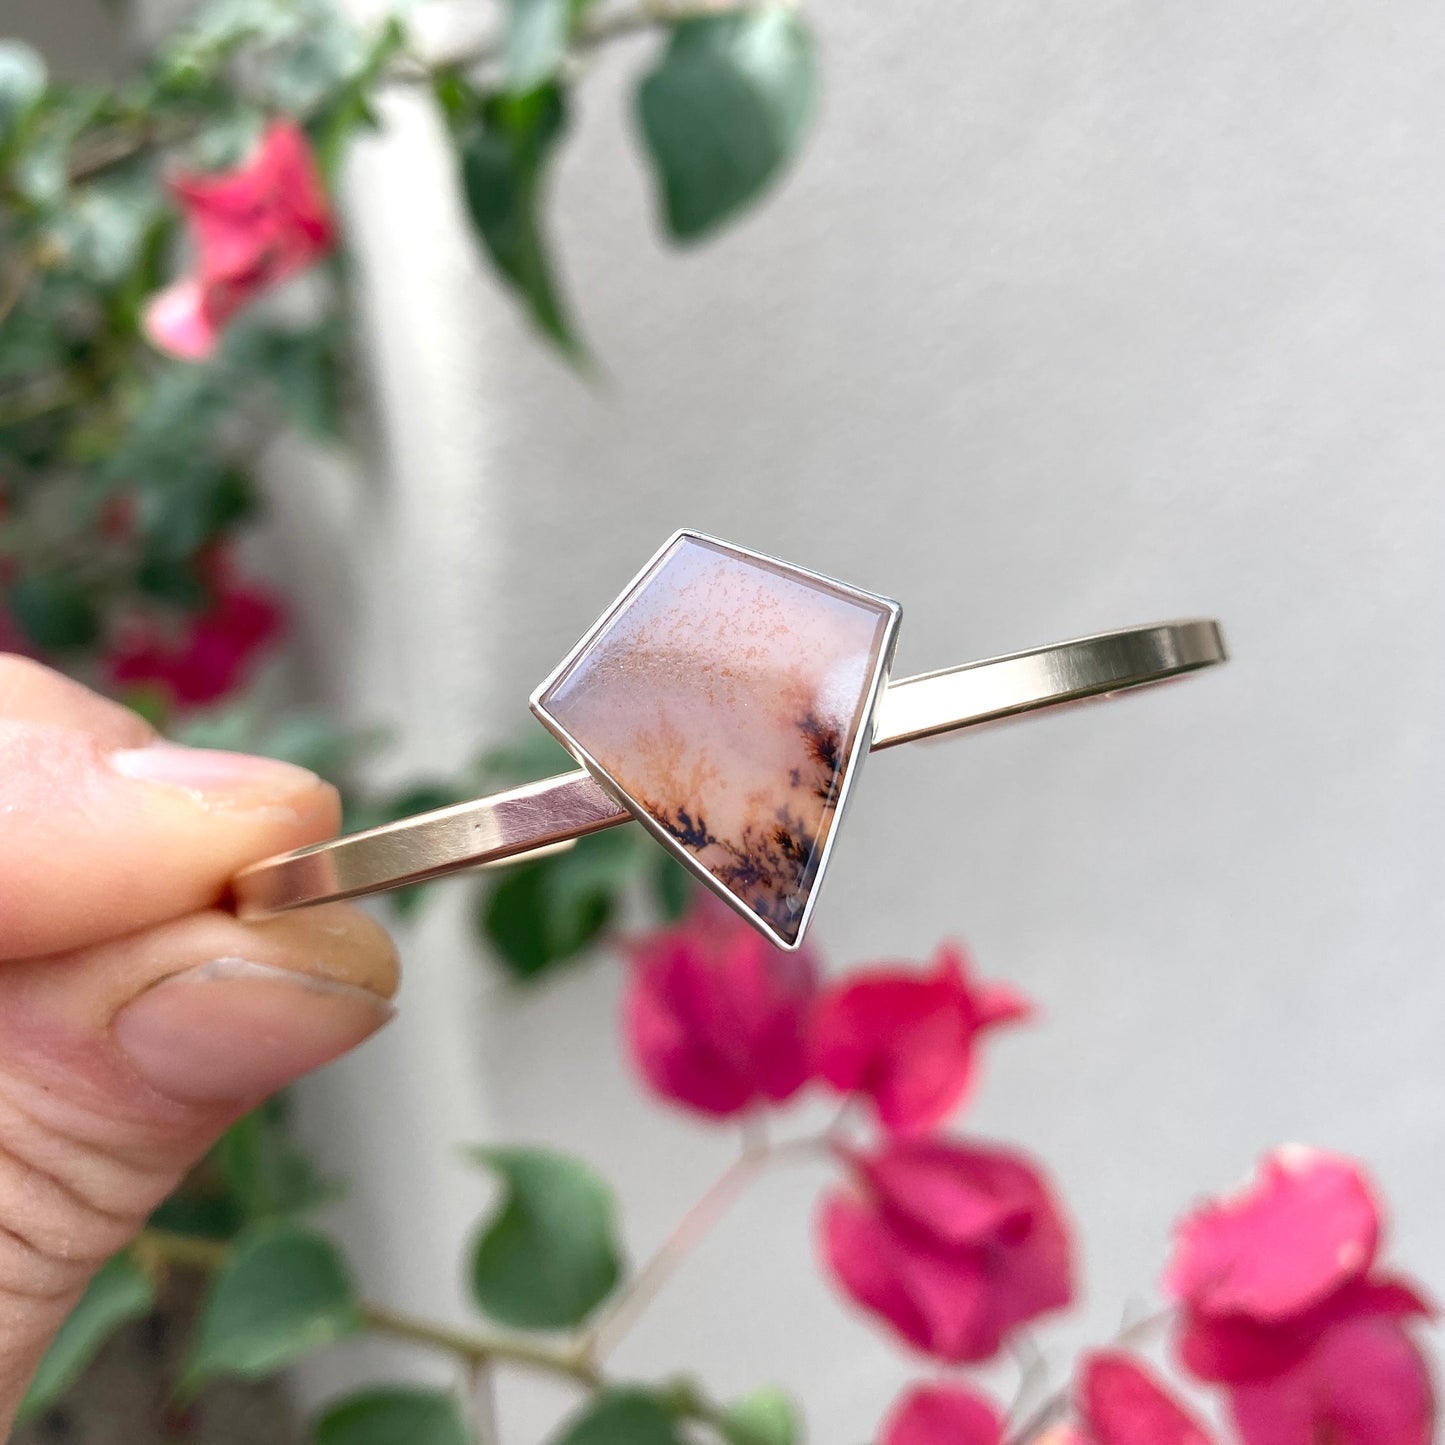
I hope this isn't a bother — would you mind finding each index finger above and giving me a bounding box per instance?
[0,658,339,960]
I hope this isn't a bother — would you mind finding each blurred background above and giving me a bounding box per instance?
[7,1,1445,1441]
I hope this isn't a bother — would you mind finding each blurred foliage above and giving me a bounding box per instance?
[314,1390,471,1445]
[467,1146,624,1330]
[17,1255,157,1424]
[5,0,811,1436]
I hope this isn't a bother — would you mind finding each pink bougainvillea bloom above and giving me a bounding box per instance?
[880,1382,1004,1445]
[105,567,284,707]
[811,941,1031,1134]
[1164,1147,1435,1445]
[1164,1147,1379,1324]
[623,892,820,1118]
[820,1136,1072,1363]
[1075,1352,1215,1445]
[1229,1311,1434,1445]
[144,120,337,360]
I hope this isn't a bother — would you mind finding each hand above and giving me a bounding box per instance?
[0,656,397,1430]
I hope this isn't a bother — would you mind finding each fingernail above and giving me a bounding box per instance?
[113,958,394,1103]
[110,743,323,807]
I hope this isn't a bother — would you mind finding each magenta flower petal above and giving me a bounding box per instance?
[623,899,819,1119]
[811,942,1031,1135]
[881,1383,1005,1445]
[1078,1352,1215,1445]
[819,1137,1072,1364]
[141,280,220,360]
[1229,1313,1434,1445]
[1164,1147,1380,1322]
[143,120,336,360]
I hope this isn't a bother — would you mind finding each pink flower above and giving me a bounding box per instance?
[1073,1353,1215,1445]
[623,893,820,1119]
[1229,1312,1434,1445]
[1164,1147,1435,1445]
[811,942,1030,1135]
[144,120,336,360]
[105,560,284,707]
[880,1383,1004,1445]
[819,1136,1073,1363]
[1164,1147,1379,1328]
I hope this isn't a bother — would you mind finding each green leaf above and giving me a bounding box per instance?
[146,1189,244,1242]
[12,92,102,209]
[56,177,162,286]
[466,1146,623,1330]
[313,1387,470,1445]
[719,1387,800,1445]
[258,712,382,781]
[481,828,644,979]
[262,13,367,115]
[652,850,694,922]
[386,881,435,922]
[468,727,579,791]
[343,780,462,834]
[244,324,344,439]
[550,1390,684,1445]
[17,1253,156,1423]
[137,464,257,570]
[213,1101,340,1223]
[181,1221,360,1394]
[635,11,817,241]
[0,41,47,142]
[505,0,571,94]
[455,83,585,359]
[311,17,406,181]
[7,571,101,651]
[175,706,383,786]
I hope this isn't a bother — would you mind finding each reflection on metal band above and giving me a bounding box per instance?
[231,619,1226,920]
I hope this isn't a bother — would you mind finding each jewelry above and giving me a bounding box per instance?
[232,532,1226,949]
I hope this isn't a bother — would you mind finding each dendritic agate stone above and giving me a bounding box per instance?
[535,534,898,946]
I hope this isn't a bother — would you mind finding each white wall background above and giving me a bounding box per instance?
[24,0,1445,1438]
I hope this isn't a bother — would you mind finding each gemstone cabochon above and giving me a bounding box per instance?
[535,534,898,945]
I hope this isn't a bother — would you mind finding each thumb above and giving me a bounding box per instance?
[0,903,398,1427]
[0,659,400,1426]
[0,719,340,960]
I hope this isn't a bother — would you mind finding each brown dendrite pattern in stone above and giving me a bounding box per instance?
[536,533,896,946]
[640,707,848,939]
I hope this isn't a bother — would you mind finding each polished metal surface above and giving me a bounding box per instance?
[232,618,1226,922]
[871,618,1226,748]
[233,771,625,915]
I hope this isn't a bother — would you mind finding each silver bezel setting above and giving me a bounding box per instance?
[529,529,902,951]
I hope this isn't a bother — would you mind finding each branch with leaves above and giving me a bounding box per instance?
[0,0,816,725]
[0,0,815,979]
[19,897,1434,1443]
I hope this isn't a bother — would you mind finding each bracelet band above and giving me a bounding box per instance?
[232,618,1225,921]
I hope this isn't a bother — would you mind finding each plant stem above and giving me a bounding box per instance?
[466,1358,501,1445]
[360,1301,602,1388]
[584,1132,829,1363]
[136,1229,602,1390]
[382,0,792,82]
[139,1228,231,1272]
[58,0,796,182]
